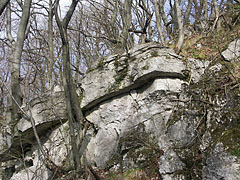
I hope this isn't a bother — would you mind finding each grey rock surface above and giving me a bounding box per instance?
[81,43,186,110]
[10,122,70,180]
[86,78,184,167]
[203,143,240,180]
[221,38,240,62]
[1,42,239,180]
[17,91,66,132]
[0,91,67,162]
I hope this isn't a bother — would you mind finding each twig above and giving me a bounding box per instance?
[67,27,120,44]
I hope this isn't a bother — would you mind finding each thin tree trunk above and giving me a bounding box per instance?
[159,0,171,38]
[47,0,54,90]
[121,0,132,52]
[193,0,204,19]
[159,0,168,26]
[7,0,32,135]
[111,0,118,38]
[171,0,178,33]
[212,0,221,30]
[184,0,193,25]
[203,0,208,21]
[174,0,184,54]
[55,0,84,173]
[6,3,13,42]
[153,0,165,46]
[75,51,81,83]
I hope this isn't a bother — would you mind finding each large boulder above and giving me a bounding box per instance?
[1,42,239,180]
[81,43,187,110]
[86,78,185,167]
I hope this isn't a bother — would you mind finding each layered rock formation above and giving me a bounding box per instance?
[0,42,239,180]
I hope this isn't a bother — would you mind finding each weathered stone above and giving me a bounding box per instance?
[0,91,67,162]
[187,58,210,83]
[159,149,185,176]
[81,43,186,110]
[2,42,240,180]
[17,91,66,132]
[10,166,49,180]
[85,77,185,167]
[10,122,70,180]
[203,143,240,180]
[221,38,240,62]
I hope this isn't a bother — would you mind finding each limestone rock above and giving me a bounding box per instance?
[17,91,66,132]
[2,42,239,180]
[203,143,240,180]
[0,91,67,162]
[85,78,185,167]
[221,38,240,62]
[187,58,209,83]
[81,43,186,110]
[10,122,70,180]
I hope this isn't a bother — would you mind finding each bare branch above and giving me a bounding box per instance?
[0,0,10,16]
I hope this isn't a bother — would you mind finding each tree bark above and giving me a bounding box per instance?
[153,0,165,46]
[159,0,168,27]
[159,0,171,38]
[6,3,13,42]
[212,0,221,30]
[47,0,54,90]
[174,0,184,54]
[120,0,132,52]
[7,0,32,135]
[203,0,208,21]
[55,0,84,173]
[193,0,204,19]
[184,0,193,25]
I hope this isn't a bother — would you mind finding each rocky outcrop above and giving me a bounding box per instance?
[81,44,186,110]
[0,89,67,180]
[0,89,66,163]
[1,42,239,180]
[221,38,240,62]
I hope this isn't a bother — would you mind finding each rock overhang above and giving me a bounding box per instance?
[0,91,67,162]
[0,42,205,164]
[81,43,188,111]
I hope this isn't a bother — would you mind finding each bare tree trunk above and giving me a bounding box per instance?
[159,0,171,38]
[153,0,165,46]
[55,0,84,173]
[203,0,208,21]
[47,0,54,90]
[193,0,204,19]
[75,44,81,82]
[6,0,32,135]
[103,0,111,39]
[184,0,193,25]
[0,0,9,16]
[6,3,13,42]
[170,0,178,33]
[121,0,132,53]
[212,0,221,30]
[111,0,119,39]
[174,0,184,54]
[159,0,168,27]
